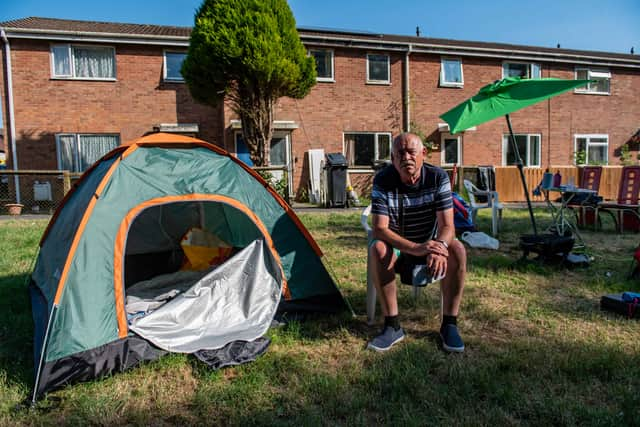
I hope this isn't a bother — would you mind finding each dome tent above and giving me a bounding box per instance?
[29,133,347,400]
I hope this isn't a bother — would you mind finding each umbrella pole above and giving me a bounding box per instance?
[506,114,538,235]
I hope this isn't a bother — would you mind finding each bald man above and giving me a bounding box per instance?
[368,132,467,352]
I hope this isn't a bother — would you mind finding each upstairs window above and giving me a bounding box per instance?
[51,44,116,80]
[502,62,541,79]
[575,68,611,95]
[164,51,187,82]
[56,134,120,172]
[575,134,608,165]
[344,132,391,167]
[440,58,463,87]
[502,134,541,167]
[367,54,390,84]
[309,49,334,81]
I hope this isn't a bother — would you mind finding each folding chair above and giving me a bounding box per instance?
[463,179,503,236]
[597,166,640,232]
[361,205,423,325]
[566,165,602,228]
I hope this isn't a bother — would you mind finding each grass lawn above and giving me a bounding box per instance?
[1,208,639,426]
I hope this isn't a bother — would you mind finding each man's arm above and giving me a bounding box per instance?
[371,213,448,258]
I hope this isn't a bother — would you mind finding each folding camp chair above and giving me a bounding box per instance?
[566,165,602,228]
[361,205,423,325]
[463,179,503,236]
[597,166,640,232]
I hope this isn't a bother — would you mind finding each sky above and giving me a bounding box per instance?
[0,0,638,128]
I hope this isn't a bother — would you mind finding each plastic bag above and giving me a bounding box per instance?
[180,228,232,270]
[460,231,499,250]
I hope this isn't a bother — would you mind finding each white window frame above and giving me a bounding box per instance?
[440,57,464,88]
[502,133,542,167]
[366,54,390,84]
[163,50,187,82]
[574,68,611,95]
[441,133,462,166]
[574,134,609,165]
[502,61,541,79]
[309,48,334,82]
[55,133,120,172]
[343,132,392,169]
[50,43,116,81]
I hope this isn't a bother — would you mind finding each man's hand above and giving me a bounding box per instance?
[409,239,449,258]
[427,252,447,279]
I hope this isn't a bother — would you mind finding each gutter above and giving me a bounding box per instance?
[404,44,412,132]
[1,28,20,203]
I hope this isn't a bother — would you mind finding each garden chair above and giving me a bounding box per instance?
[566,165,603,228]
[463,179,503,236]
[596,166,640,232]
[361,205,424,325]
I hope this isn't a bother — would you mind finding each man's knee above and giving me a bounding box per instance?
[448,239,467,273]
[369,240,393,262]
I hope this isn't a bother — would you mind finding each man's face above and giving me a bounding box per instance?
[392,135,425,183]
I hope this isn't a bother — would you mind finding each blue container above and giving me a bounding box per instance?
[541,172,553,190]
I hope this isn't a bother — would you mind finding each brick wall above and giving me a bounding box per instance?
[2,39,222,170]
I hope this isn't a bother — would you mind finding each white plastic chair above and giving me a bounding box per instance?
[361,205,422,325]
[463,179,503,236]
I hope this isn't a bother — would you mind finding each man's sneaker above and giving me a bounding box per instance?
[367,326,405,352]
[440,324,465,353]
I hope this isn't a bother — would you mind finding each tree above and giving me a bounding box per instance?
[182,0,316,166]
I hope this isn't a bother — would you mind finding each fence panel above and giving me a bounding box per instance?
[0,170,81,215]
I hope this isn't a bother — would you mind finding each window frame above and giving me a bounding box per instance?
[501,61,541,79]
[440,133,462,166]
[502,133,542,167]
[55,133,120,172]
[50,43,116,81]
[574,68,611,95]
[163,50,187,82]
[366,53,390,84]
[440,57,464,88]
[343,131,392,169]
[574,134,609,165]
[309,48,335,82]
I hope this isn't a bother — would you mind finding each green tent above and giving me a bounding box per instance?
[29,133,347,400]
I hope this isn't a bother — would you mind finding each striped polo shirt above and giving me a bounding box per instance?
[371,163,453,243]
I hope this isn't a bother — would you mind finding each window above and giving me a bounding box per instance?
[366,54,390,84]
[440,58,463,87]
[56,134,120,172]
[344,132,391,167]
[574,134,608,165]
[502,62,541,79]
[309,49,334,81]
[441,134,461,166]
[575,68,611,95]
[502,134,541,167]
[51,44,116,79]
[234,133,289,166]
[164,51,187,81]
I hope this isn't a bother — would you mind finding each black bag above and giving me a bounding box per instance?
[600,294,640,319]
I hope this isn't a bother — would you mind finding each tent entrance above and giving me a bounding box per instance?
[122,201,283,352]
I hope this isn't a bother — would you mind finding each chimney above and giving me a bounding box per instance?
[631,47,635,54]
[557,43,561,48]
[416,26,420,37]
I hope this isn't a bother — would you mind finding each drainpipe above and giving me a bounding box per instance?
[1,28,20,203]
[403,44,412,132]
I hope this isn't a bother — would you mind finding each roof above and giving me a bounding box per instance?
[1,16,638,68]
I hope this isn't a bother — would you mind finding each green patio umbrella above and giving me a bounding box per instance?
[440,77,591,235]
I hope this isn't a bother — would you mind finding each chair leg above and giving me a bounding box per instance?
[366,250,377,325]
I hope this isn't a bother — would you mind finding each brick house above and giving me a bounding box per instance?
[1,17,639,200]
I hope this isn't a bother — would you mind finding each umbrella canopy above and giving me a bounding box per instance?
[439,77,591,235]
[441,77,591,134]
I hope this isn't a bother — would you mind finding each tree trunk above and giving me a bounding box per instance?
[234,86,274,167]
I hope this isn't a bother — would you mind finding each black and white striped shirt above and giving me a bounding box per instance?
[371,164,452,243]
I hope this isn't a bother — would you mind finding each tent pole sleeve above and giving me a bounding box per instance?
[506,114,538,235]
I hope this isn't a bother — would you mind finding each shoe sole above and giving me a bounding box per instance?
[367,334,405,352]
[440,334,464,353]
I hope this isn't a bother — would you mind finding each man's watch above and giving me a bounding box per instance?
[434,239,449,249]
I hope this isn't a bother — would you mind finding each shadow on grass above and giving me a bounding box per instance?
[0,273,35,389]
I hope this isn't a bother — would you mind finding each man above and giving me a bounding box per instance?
[368,132,467,352]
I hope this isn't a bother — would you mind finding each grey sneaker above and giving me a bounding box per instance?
[367,326,405,352]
